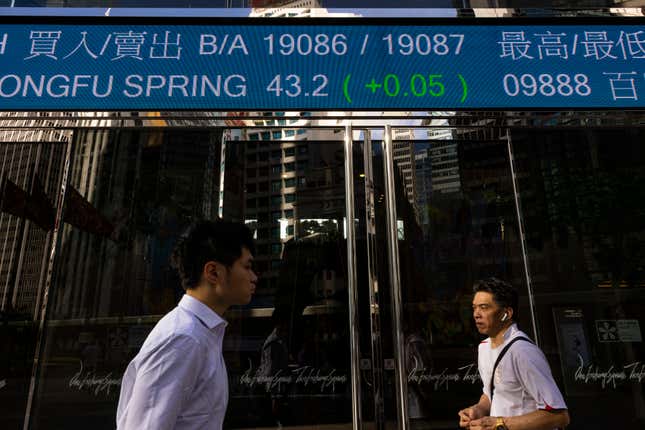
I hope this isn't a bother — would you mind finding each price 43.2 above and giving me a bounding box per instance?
[266,74,329,97]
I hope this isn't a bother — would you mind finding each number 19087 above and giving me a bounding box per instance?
[382,33,464,56]
[503,73,591,97]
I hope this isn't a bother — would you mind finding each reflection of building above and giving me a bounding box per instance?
[250,0,357,17]
[52,126,147,319]
[40,125,226,319]
[250,0,321,16]
[456,1,644,17]
[426,117,460,196]
[0,114,70,318]
[428,139,461,195]
[239,112,345,302]
[392,128,417,207]
[414,114,460,231]
[414,150,432,230]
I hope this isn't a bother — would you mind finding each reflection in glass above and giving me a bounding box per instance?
[0,137,68,429]
[18,122,355,429]
[398,124,530,427]
[229,124,353,428]
[512,129,645,429]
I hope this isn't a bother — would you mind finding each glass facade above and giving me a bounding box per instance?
[1,119,644,429]
[2,4,645,430]
[400,123,645,429]
[512,128,645,427]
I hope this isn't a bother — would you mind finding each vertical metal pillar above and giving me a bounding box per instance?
[382,125,409,430]
[217,130,228,219]
[363,130,385,430]
[506,132,540,345]
[344,123,362,429]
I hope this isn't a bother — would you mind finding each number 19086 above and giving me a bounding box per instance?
[503,73,591,97]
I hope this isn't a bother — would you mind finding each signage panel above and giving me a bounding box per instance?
[0,18,643,110]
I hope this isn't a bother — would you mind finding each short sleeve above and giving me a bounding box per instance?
[512,344,567,411]
[478,343,491,399]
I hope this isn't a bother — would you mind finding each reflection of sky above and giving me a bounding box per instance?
[0,7,455,17]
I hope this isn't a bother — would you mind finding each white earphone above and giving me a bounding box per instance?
[501,312,509,322]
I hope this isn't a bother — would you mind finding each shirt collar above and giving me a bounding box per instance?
[178,294,228,330]
[487,323,519,347]
[502,323,519,342]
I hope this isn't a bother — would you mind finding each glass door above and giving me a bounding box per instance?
[375,123,534,430]
[223,122,358,429]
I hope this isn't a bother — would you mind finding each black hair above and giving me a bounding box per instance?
[473,277,519,320]
[171,219,255,290]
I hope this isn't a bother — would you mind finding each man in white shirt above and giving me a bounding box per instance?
[116,220,257,430]
[458,278,570,430]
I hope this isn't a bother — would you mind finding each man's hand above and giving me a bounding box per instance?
[468,416,499,430]
[458,405,484,428]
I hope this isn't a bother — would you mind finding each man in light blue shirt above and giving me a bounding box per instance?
[117,220,257,430]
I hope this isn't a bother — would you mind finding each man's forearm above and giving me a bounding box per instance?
[504,409,570,430]
[473,394,491,416]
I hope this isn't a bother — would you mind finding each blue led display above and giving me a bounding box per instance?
[0,20,643,110]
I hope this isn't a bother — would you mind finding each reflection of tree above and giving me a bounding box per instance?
[532,132,645,286]
[415,138,523,345]
[578,170,645,286]
[422,294,480,346]
[512,130,645,423]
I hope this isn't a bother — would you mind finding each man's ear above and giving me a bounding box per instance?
[203,261,221,284]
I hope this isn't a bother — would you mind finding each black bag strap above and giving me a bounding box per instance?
[489,336,533,403]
